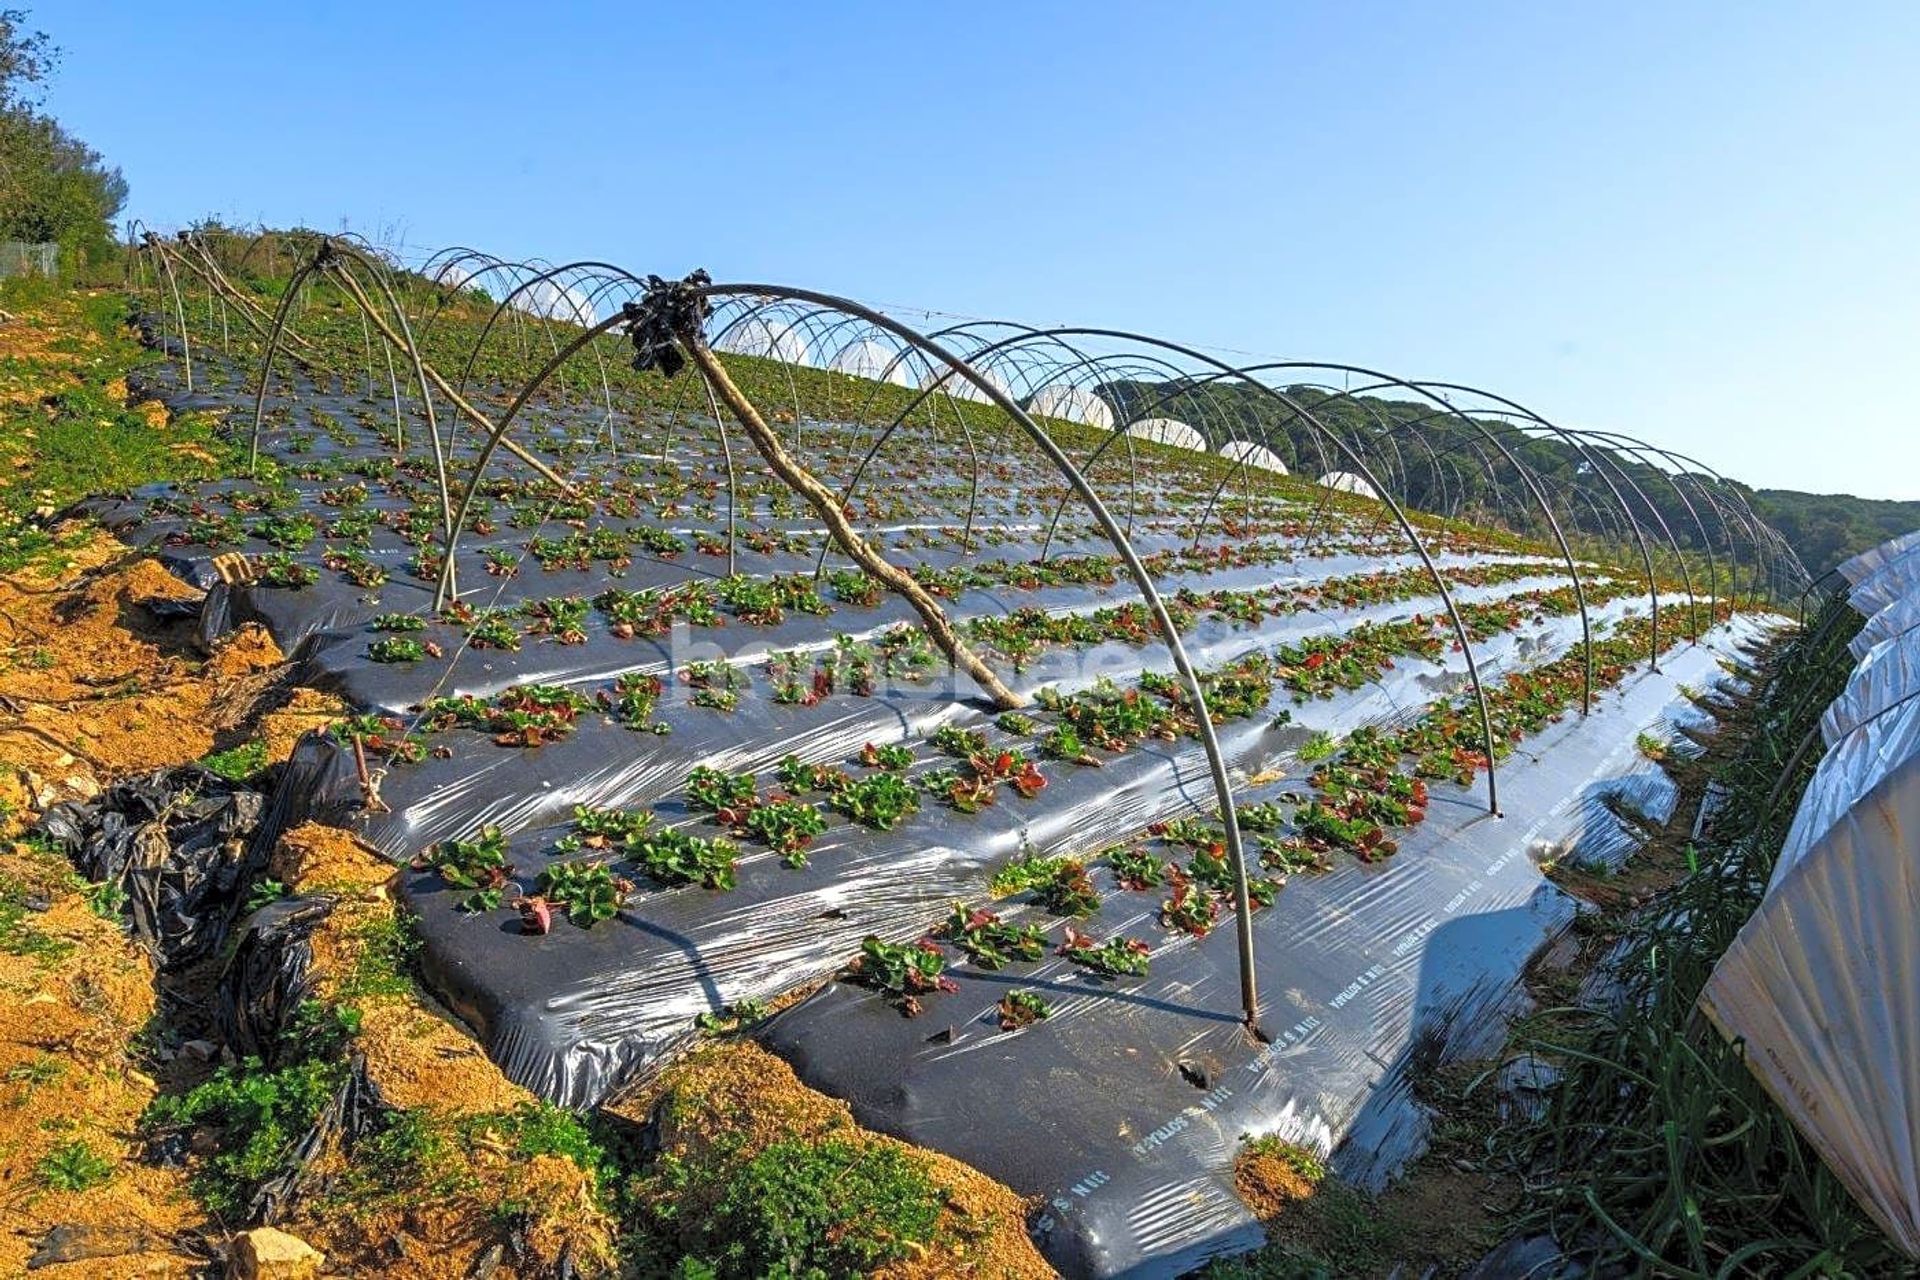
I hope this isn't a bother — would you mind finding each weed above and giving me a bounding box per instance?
[36,1139,114,1193]
[682,1138,943,1277]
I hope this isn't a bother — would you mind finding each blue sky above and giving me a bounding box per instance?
[43,1,1920,499]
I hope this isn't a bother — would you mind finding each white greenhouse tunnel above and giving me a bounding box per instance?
[1220,440,1290,474]
[827,337,911,386]
[1699,527,1920,1255]
[1124,418,1208,451]
[714,314,811,366]
[511,278,598,327]
[917,362,1012,404]
[429,260,474,291]
[1027,384,1116,431]
[1318,469,1381,500]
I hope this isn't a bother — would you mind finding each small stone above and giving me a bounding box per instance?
[180,1039,218,1062]
[228,1227,324,1279]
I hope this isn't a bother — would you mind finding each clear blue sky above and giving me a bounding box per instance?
[43,1,1920,499]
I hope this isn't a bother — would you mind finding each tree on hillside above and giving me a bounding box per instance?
[0,8,125,259]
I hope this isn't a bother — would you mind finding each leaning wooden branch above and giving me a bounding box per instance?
[674,321,1024,711]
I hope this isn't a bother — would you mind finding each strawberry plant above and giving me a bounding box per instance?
[1161,865,1220,936]
[323,546,388,588]
[1057,926,1152,978]
[252,513,316,550]
[631,828,738,890]
[258,553,317,589]
[1109,846,1166,890]
[827,568,882,606]
[931,725,989,758]
[467,612,521,651]
[533,859,631,928]
[777,754,847,795]
[367,636,433,663]
[684,660,746,711]
[600,672,668,733]
[844,936,956,1016]
[998,990,1052,1030]
[430,826,514,912]
[557,805,653,854]
[370,612,426,632]
[938,904,1046,969]
[329,713,429,764]
[1260,837,1332,875]
[833,773,919,830]
[419,685,593,747]
[1037,858,1100,917]
[859,742,915,772]
[743,797,828,867]
[686,766,756,814]
[526,595,591,644]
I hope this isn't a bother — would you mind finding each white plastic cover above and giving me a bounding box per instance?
[1700,527,1920,1256]
[1854,594,1920,660]
[511,279,598,327]
[1318,470,1381,500]
[826,337,911,386]
[1219,441,1290,474]
[1028,384,1116,430]
[1124,418,1207,451]
[918,362,1010,404]
[714,314,810,366]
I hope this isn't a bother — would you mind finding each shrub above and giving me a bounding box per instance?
[687,1138,943,1278]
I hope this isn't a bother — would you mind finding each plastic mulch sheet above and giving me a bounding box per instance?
[761,626,1765,1278]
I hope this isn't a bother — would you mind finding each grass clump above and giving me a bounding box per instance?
[649,1137,942,1279]
[36,1138,116,1193]
[200,738,270,781]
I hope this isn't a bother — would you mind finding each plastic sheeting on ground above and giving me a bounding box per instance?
[762,625,1766,1278]
[1700,527,1920,1257]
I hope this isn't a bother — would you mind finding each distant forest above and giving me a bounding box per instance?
[1748,489,1920,581]
[1103,378,1916,583]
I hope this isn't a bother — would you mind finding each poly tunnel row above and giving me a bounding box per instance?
[111,227,1809,1276]
[1701,527,1920,1257]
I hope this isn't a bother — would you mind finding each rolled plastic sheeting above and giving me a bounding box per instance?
[1219,441,1289,475]
[1124,418,1207,452]
[1701,526,1920,1258]
[1318,470,1380,500]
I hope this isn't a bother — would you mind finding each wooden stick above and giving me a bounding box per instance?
[683,336,1024,711]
